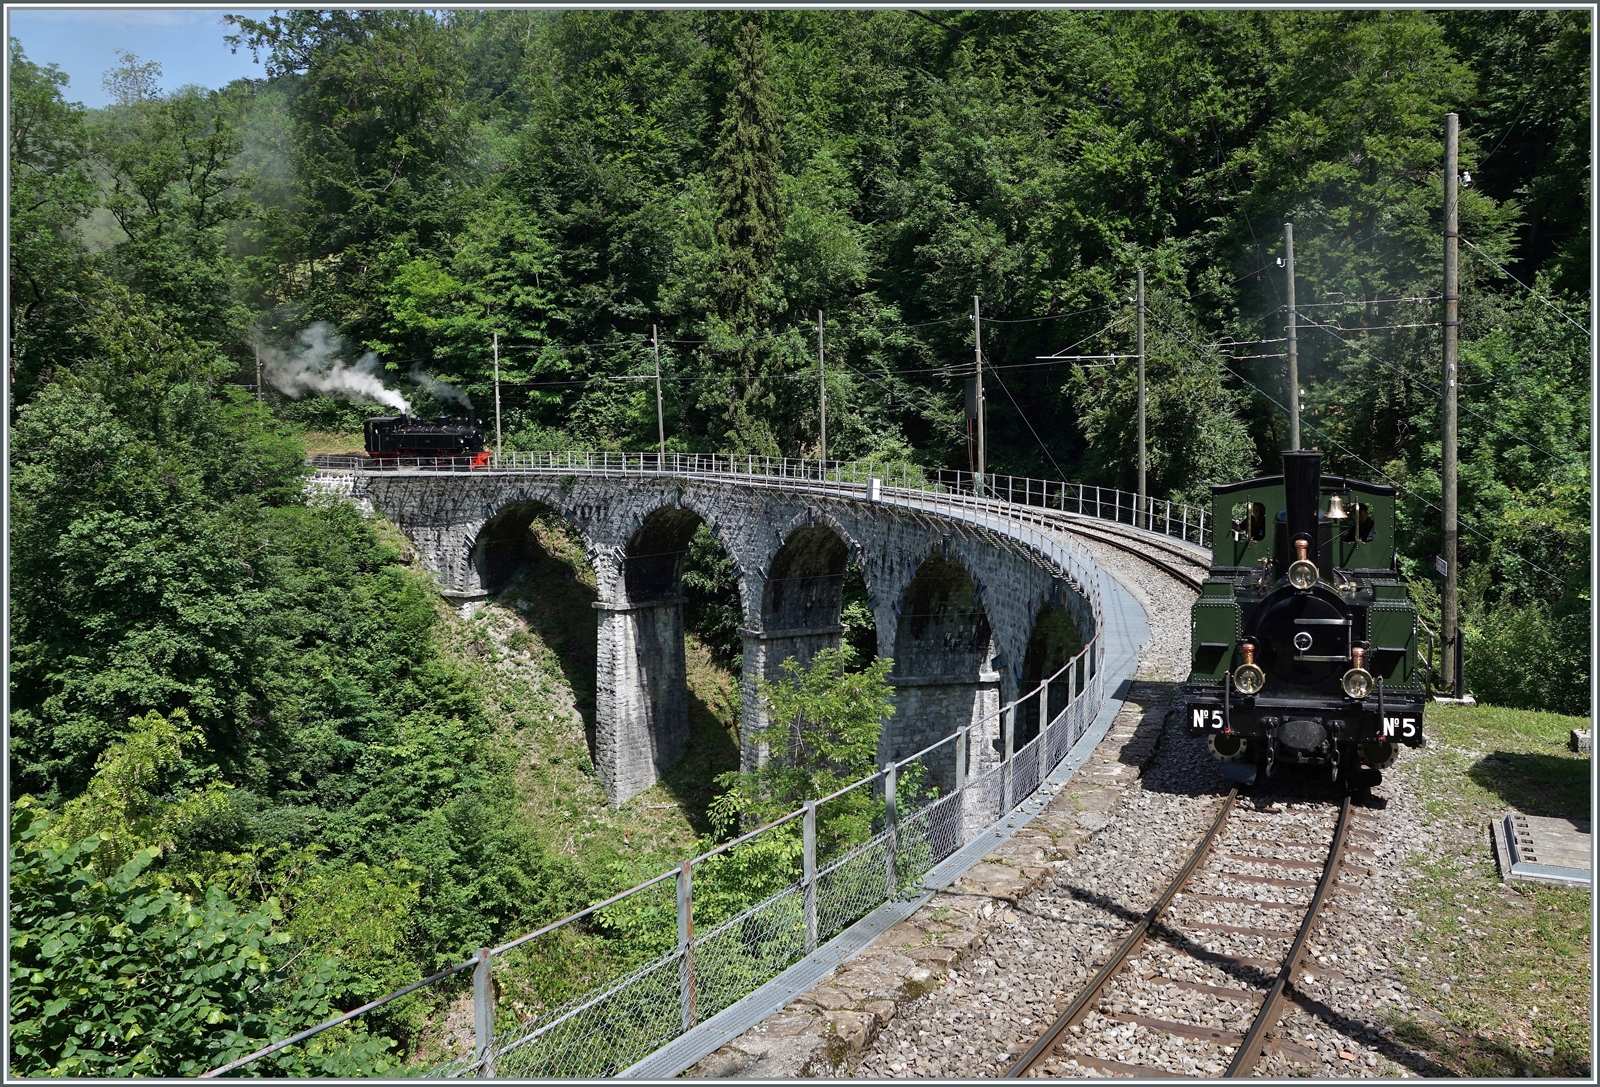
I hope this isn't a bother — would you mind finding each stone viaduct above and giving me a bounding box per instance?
[315,468,1101,806]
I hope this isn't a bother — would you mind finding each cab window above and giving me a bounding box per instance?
[1345,502,1376,543]
[1231,501,1266,542]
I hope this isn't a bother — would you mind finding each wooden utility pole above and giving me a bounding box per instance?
[492,331,503,458]
[1284,223,1300,451]
[254,343,263,403]
[1442,112,1461,697]
[653,324,666,458]
[1136,268,1146,529]
[817,309,826,463]
[973,295,986,493]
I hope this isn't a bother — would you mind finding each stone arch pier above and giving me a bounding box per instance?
[321,470,1100,806]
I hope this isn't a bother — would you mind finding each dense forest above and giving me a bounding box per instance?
[8,8,1590,1075]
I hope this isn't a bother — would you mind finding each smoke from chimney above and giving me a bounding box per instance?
[258,323,411,413]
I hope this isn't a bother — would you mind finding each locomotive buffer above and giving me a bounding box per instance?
[1184,450,1426,786]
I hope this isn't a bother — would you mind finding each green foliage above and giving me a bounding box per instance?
[6,8,1593,1066]
[8,266,586,1070]
[681,524,744,670]
[711,644,894,846]
[7,40,97,401]
[93,54,254,348]
[8,802,394,1078]
[714,22,784,322]
[48,709,234,880]
[1464,597,1588,717]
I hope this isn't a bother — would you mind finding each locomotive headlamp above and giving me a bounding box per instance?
[1287,538,1318,591]
[1232,641,1265,696]
[1341,646,1373,700]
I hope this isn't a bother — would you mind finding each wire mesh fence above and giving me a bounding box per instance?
[207,644,1106,1079]
[213,456,1120,1079]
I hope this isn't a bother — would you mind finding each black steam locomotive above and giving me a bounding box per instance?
[1184,450,1426,787]
[363,411,490,468]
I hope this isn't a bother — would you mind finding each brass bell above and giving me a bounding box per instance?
[1325,493,1349,520]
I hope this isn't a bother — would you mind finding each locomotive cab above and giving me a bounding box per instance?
[1184,450,1426,786]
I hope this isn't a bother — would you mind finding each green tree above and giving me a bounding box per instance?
[225,11,472,346]
[94,53,254,350]
[8,802,393,1077]
[7,39,97,401]
[710,644,893,841]
[712,22,786,452]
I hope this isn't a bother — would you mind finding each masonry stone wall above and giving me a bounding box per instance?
[313,470,1098,807]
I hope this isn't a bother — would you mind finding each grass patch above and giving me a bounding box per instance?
[299,428,367,455]
[1390,701,1591,1077]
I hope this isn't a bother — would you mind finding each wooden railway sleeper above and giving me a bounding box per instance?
[1005,791,1239,1078]
[1223,795,1354,1078]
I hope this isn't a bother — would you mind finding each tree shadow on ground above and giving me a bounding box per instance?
[1389,1014,1590,1078]
[1467,750,1590,819]
[657,687,742,838]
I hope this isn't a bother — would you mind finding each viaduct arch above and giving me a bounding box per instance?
[317,469,1100,806]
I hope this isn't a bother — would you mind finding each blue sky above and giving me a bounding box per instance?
[8,7,263,107]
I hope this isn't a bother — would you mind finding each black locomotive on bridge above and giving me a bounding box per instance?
[363,411,490,468]
[1184,450,1426,787]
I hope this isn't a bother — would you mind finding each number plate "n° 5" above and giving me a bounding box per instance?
[1382,715,1419,739]
[1190,707,1224,731]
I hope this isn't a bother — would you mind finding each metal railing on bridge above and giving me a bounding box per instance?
[205,630,1106,1079]
[309,451,1213,550]
[208,454,1135,1079]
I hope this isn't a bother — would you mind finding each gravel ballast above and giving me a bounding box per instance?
[694,522,1453,1079]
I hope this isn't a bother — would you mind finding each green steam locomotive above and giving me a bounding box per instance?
[1184,450,1427,787]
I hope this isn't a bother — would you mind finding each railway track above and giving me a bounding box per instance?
[1045,517,1208,593]
[916,488,1209,593]
[1005,790,1357,1079]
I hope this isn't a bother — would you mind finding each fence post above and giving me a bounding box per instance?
[677,861,696,1031]
[954,728,967,796]
[803,801,818,953]
[473,947,495,1078]
[884,763,898,897]
[1001,705,1015,812]
[1039,676,1051,732]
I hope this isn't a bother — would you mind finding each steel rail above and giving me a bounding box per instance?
[1224,794,1353,1077]
[1046,521,1206,592]
[1047,512,1212,570]
[1005,788,1239,1078]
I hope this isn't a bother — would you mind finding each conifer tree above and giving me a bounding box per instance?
[711,22,784,452]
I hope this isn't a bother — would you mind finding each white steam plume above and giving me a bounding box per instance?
[410,364,472,408]
[259,322,411,413]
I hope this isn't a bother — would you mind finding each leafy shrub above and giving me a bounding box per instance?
[1466,597,1589,716]
[7,803,394,1077]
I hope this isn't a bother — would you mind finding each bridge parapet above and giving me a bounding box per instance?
[309,456,1115,807]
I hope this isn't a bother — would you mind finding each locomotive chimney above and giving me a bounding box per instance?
[1282,449,1322,545]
